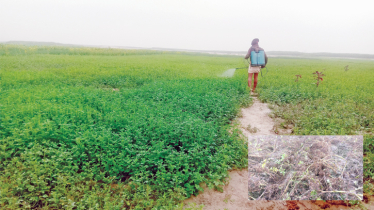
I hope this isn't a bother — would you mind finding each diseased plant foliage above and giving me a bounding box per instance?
[312,71,325,87]
[248,136,363,201]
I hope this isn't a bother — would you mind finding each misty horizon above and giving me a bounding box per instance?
[3,41,374,59]
[1,0,373,54]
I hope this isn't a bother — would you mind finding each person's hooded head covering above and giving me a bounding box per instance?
[251,38,261,52]
[251,38,259,46]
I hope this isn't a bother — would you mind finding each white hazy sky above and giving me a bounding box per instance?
[1,0,374,54]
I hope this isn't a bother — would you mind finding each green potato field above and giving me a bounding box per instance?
[0,45,373,209]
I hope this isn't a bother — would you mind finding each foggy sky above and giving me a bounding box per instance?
[1,0,374,54]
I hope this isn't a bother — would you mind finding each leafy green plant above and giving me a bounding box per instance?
[0,45,251,209]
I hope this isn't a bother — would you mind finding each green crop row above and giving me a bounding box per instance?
[257,58,373,135]
[0,45,250,209]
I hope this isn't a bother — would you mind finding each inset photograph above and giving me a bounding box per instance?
[248,135,363,200]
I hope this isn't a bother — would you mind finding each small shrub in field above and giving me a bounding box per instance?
[312,71,325,87]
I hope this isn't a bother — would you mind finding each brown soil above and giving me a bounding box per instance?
[363,195,369,203]
[183,96,372,210]
[286,201,301,209]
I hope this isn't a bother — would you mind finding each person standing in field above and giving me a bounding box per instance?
[245,38,268,95]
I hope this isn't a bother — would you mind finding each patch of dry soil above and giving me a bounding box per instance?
[239,97,278,136]
[183,96,372,210]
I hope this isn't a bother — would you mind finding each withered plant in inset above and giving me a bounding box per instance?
[248,135,363,201]
[312,71,325,87]
[295,75,302,82]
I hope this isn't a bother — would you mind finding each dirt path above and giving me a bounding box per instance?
[238,97,276,136]
[183,96,372,210]
[183,96,282,209]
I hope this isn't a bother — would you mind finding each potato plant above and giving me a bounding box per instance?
[0,45,251,209]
